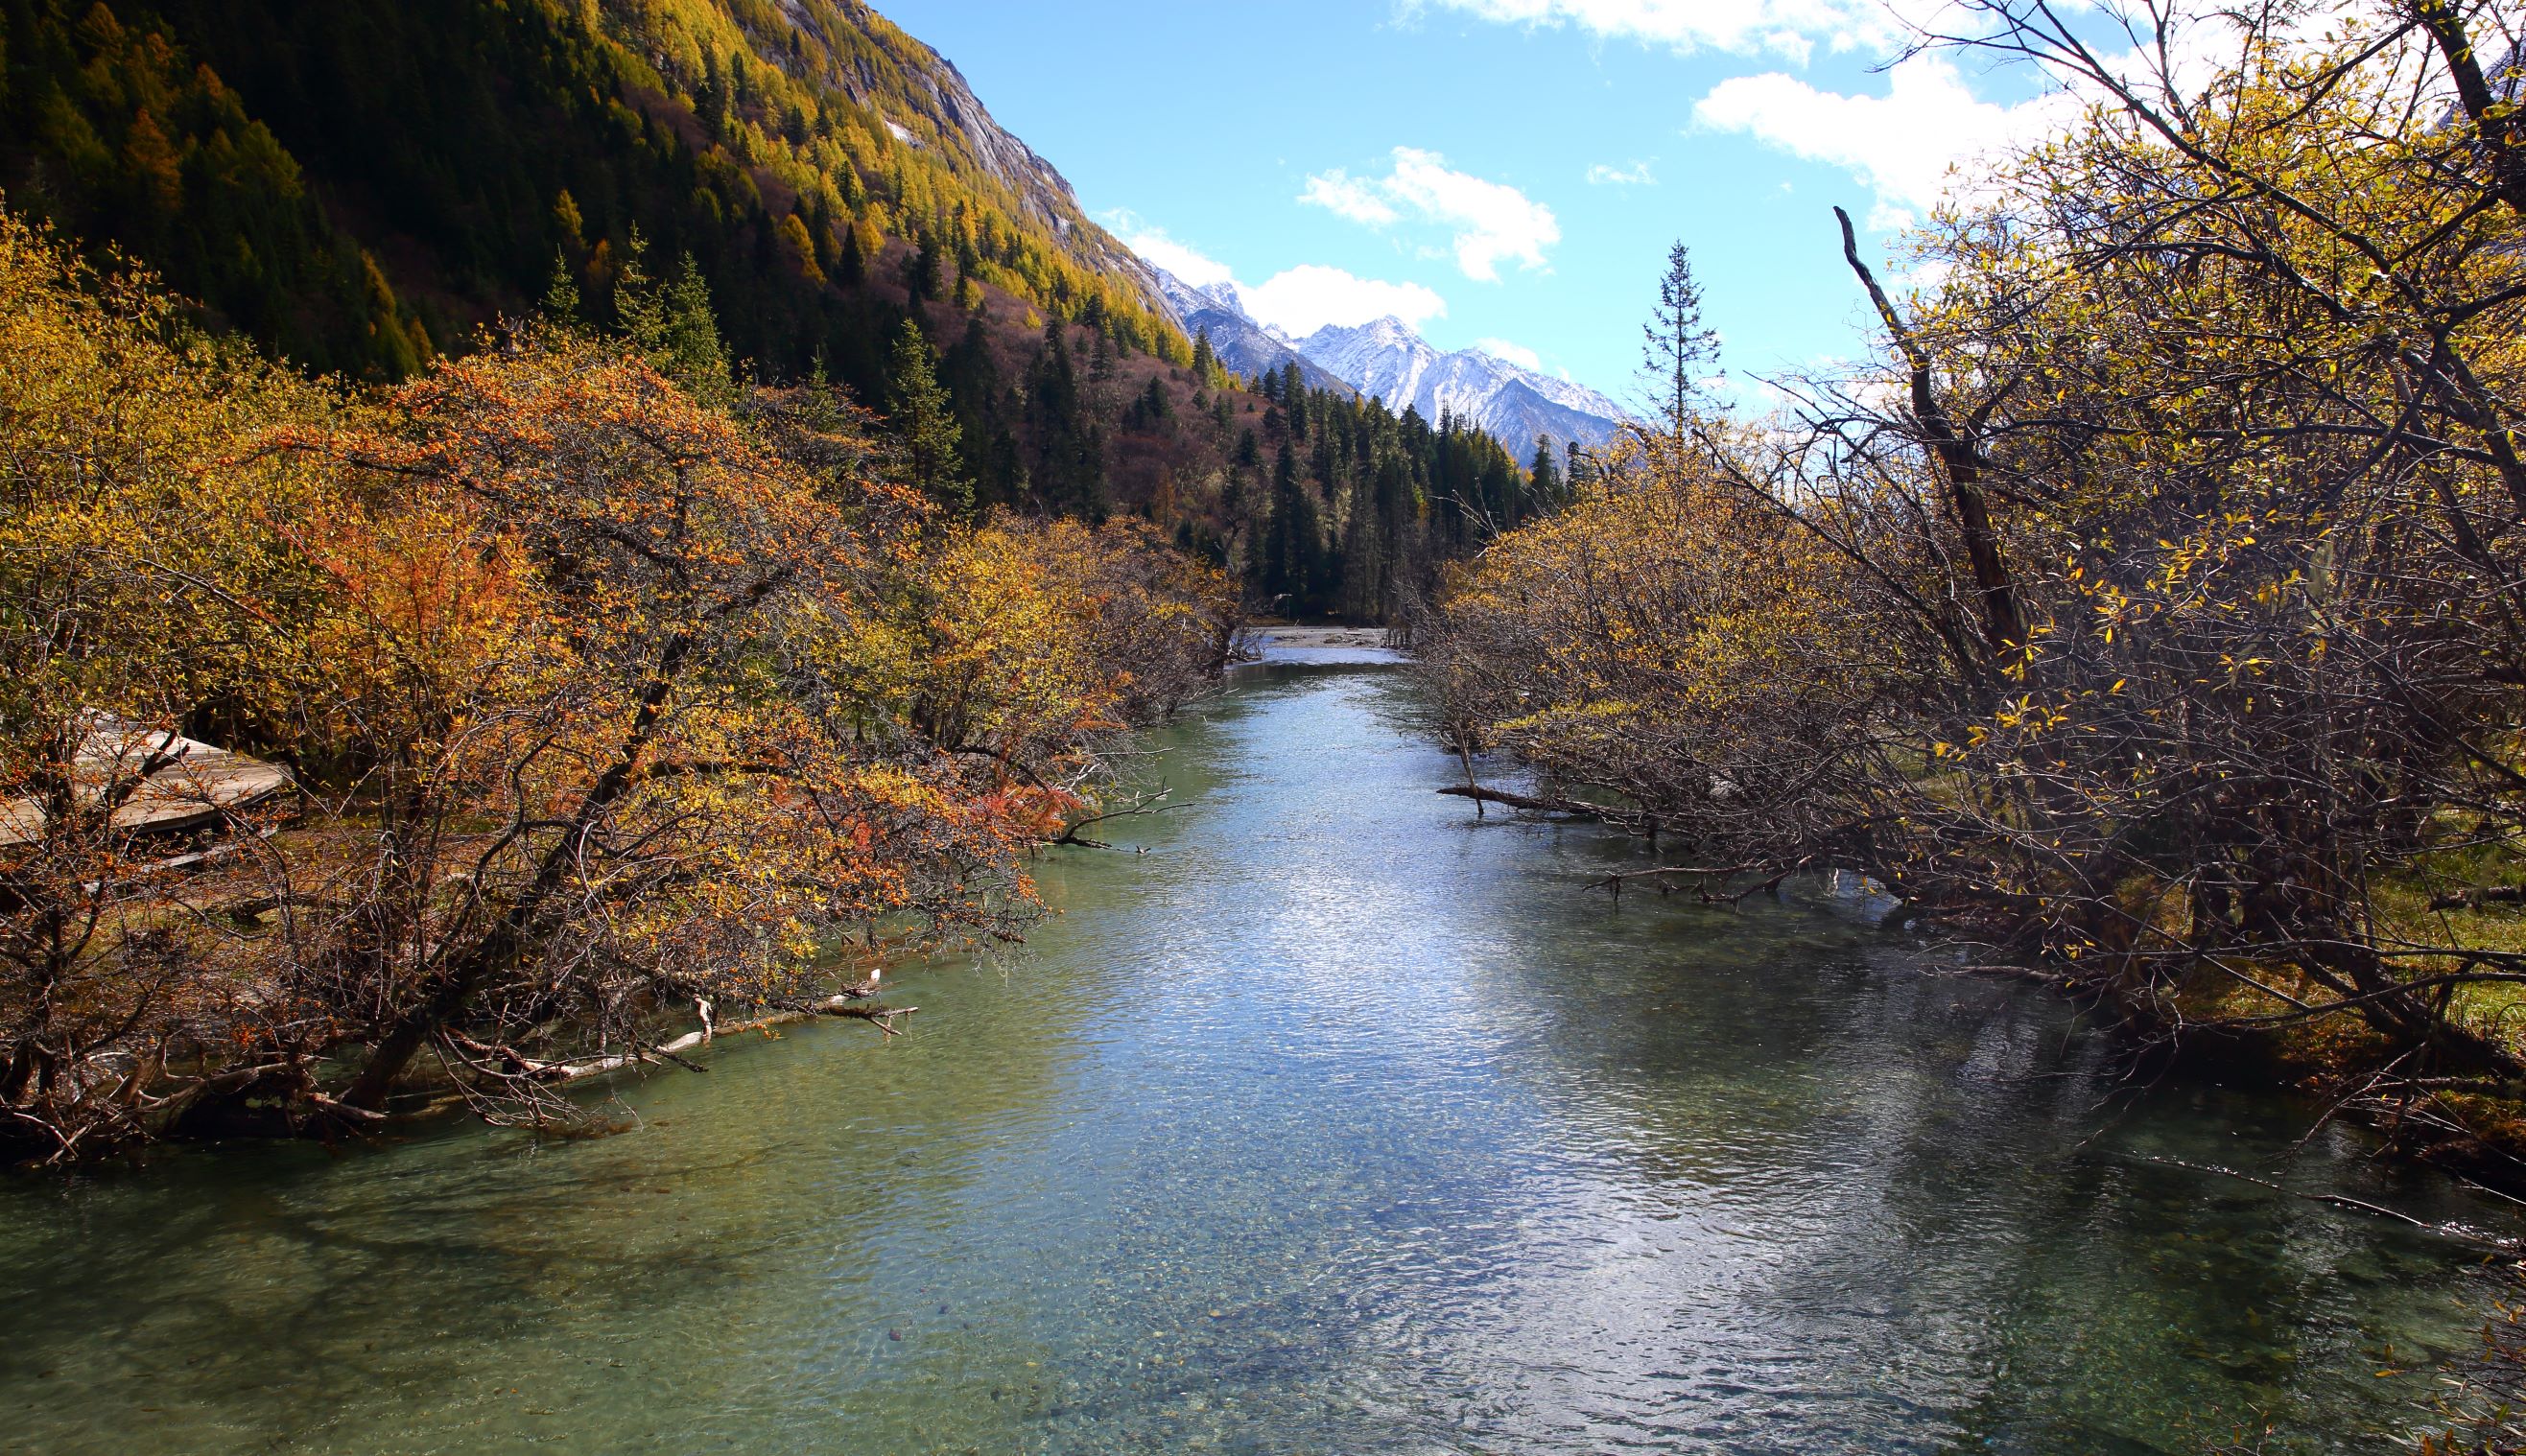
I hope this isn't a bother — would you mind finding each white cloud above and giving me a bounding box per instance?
[1298,173,1401,226]
[1245,266,1449,338]
[1586,160,1657,186]
[1694,53,2076,215]
[1110,209,1447,338]
[1101,210,1236,287]
[1301,147,1560,281]
[1673,6,2312,226]
[1415,0,1914,60]
[1475,337,1544,369]
[1131,230,1235,288]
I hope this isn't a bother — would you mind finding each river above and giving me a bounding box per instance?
[0,643,2515,1454]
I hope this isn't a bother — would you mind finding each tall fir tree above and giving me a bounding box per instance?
[837,222,867,286]
[886,319,974,516]
[1643,242,1720,432]
[1528,437,1564,510]
[541,249,582,323]
[611,236,734,408]
[904,230,942,304]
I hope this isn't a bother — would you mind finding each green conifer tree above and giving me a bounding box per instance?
[838,223,866,286]
[1528,437,1563,510]
[887,319,974,515]
[903,230,941,304]
[613,235,734,406]
[541,248,582,322]
[697,52,728,138]
[1643,241,1720,432]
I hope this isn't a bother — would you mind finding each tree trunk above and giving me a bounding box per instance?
[340,634,695,1112]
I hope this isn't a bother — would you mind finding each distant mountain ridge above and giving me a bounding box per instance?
[1147,263,1627,455]
[1152,271,1353,396]
[1300,317,1627,457]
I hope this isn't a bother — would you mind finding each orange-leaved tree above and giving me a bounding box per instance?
[243,331,1051,1119]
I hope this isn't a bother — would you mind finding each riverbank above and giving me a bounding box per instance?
[1244,624,1401,653]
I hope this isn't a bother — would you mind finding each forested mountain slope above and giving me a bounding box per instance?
[0,0,1549,623]
[0,0,1180,383]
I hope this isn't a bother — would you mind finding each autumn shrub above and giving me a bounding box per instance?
[0,209,341,1158]
[1428,3,2526,1118]
[1422,433,1901,870]
[0,212,1236,1161]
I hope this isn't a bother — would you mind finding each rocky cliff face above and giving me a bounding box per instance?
[809,0,1170,314]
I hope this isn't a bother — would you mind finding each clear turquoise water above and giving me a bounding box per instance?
[0,647,2514,1455]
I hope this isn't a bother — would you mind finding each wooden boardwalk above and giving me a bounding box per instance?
[0,718,294,848]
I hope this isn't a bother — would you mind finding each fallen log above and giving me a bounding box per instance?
[447,997,921,1089]
[1437,784,1597,816]
[2430,885,2526,912]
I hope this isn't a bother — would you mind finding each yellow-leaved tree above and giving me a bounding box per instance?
[1430,0,2526,1111]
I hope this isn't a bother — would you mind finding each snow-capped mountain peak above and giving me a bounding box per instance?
[1300,319,1624,454]
[1140,258,1629,453]
[1353,316,1423,347]
[1149,267,1352,395]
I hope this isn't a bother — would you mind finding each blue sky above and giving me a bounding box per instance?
[878,0,2067,410]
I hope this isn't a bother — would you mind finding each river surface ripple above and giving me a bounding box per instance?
[1,646,2516,1454]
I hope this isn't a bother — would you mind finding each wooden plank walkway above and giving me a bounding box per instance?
[0,719,294,849]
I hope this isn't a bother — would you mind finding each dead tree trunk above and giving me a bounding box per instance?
[1835,206,2023,667]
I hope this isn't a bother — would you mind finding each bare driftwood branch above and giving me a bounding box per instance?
[444,995,921,1095]
[2126,1154,2523,1253]
[1437,784,1597,816]
[1054,785,1193,850]
[1588,863,1754,892]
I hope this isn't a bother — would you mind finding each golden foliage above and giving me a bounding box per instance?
[0,211,1235,1160]
[1426,433,1893,847]
[1430,6,2526,1096]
